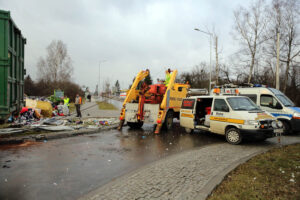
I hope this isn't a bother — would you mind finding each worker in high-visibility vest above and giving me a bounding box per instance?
[64,96,70,108]
[75,94,82,118]
[164,68,172,87]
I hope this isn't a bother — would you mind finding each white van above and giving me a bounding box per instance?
[180,94,282,144]
[214,86,300,134]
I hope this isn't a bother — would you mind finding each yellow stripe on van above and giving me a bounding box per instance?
[181,113,194,118]
[181,109,192,113]
[210,116,244,124]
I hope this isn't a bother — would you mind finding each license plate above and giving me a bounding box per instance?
[274,129,284,134]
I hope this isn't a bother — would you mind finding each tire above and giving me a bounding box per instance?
[162,110,174,131]
[281,120,290,135]
[127,121,144,129]
[225,128,242,145]
[185,127,194,134]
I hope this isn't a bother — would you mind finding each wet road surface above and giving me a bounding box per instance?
[0,122,223,200]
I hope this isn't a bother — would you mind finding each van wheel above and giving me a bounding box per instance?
[281,121,290,135]
[127,122,143,129]
[185,128,194,134]
[162,110,174,130]
[225,128,242,145]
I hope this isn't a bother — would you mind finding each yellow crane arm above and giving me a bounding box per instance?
[160,69,177,110]
[122,70,149,107]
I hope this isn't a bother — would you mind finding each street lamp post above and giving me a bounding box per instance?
[98,60,107,96]
[194,28,212,92]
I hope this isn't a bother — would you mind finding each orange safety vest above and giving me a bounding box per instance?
[76,96,82,104]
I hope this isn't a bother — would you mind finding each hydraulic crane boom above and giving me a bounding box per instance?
[118,68,189,133]
[118,70,149,130]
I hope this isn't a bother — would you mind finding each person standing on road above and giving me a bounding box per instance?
[87,93,91,102]
[64,96,70,108]
[75,94,82,118]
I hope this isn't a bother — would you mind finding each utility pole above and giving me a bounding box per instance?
[194,28,213,92]
[215,36,219,85]
[98,64,100,96]
[276,32,280,90]
[98,60,107,97]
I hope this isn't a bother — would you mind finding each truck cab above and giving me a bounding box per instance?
[180,93,282,144]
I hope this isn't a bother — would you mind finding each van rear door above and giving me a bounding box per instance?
[180,98,196,129]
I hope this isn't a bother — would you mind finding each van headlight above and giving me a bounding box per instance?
[293,112,300,119]
[245,120,259,125]
[272,121,283,128]
[277,120,283,128]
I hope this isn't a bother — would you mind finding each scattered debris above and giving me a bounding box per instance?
[0,128,25,135]
[37,126,74,132]
[0,96,119,139]
[290,178,295,183]
[43,118,64,126]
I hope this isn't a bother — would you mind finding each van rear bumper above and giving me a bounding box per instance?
[291,118,300,132]
[240,129,275,139]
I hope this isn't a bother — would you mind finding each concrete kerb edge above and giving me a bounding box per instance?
[0,124,119,145]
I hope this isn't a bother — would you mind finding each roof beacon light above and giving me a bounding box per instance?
[235,89,239,95]
[213,88,220,94]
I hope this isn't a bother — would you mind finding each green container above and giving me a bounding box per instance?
[0,10,26,121]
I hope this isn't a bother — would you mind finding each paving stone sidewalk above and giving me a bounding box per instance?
[80,136,300,200]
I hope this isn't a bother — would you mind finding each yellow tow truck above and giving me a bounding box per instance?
[118,69,189,133]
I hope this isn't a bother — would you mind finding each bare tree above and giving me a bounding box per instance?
[263,0,284,87]
[264,0,300,92]
[233,0,268,83]
[214,36,220,85]
[37,40,73,82]
[279,0,300,92]
[179,62,209,89]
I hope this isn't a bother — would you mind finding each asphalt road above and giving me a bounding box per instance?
[0,122,224,200]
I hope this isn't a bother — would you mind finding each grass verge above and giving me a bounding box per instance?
[208,144,300,200]
[96,101,117,110]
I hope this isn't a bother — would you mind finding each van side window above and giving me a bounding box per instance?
[260,95,282,109]
[241,94,257,103]
[213,99,229,112]
[181,99,195,109]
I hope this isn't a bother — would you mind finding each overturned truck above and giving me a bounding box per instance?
[118,69,189,133]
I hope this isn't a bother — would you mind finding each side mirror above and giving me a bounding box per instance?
[222,106,229,112]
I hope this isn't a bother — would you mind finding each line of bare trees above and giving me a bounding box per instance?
[25,40,83,101]
[180,0,300,105]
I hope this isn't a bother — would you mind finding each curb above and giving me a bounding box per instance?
[0,124,119,145]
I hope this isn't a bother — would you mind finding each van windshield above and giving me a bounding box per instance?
[227,97,261,111]
[275,94,294,107]
[269,88,294,107]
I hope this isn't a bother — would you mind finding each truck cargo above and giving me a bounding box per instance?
[0,10,26,122]
[118,69,189,133]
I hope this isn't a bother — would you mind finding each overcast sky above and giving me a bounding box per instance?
[1,0,253,92]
